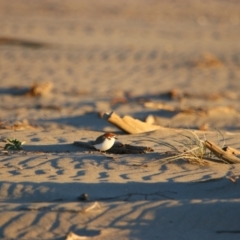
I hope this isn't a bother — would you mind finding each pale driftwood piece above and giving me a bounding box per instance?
[73,141,154,154]
[66,231,88,240]
[222,146,240,156]
[205,140,240,164]
[82,202,100,213]
[103,111,162,134]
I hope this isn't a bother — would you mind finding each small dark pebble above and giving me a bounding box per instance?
[78,193,89,201]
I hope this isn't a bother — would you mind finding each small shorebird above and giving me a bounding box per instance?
[93,132,117,151]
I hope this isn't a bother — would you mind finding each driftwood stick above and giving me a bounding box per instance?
[205,140,240,164]
[103,112,162,134]
[73,141,154,154]
[222,146,240,156]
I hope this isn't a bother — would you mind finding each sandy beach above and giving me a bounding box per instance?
[0,0,240,239]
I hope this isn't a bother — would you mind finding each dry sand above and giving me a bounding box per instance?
[0,0,240,239]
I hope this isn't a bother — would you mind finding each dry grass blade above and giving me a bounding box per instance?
[140,138,179,152]
[142,130,240,165]
[141,130,210,165]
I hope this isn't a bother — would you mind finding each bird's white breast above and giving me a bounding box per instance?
[94,137,115,151]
